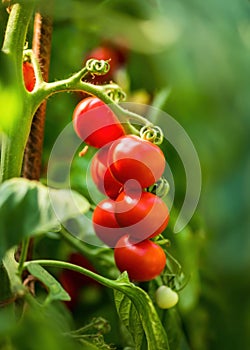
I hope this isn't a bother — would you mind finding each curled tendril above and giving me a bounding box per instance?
[85,58,110,76]
[106,88,126,103]
[148,177,170,198]
[140,125,164,145]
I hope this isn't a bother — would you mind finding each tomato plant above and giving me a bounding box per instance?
[91,145,123,199]
[115,189,169,241]
[114,234,166,282]
[108,135,166,188]
[73,97,125,148]
[0,0,225,349]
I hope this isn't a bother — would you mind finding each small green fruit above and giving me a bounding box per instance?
[155,285,179,309]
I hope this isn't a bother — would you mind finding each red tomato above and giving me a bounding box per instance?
[115,190,169,241]
[108,135,165,188]
[23,61,36,91]
[92,199,124,247]
[91,146,123,199]
[73,97,125,148]
[114,235,166,282]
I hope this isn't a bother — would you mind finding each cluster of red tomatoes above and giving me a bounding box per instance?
[73,97,170,282]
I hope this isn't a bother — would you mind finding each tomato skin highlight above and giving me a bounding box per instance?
[114,235,166,282]
[92,198,124,247]
[115,190,169,241]
[73,97,125,148]
[23,61,36,91]
[108,135,165,188]
[91,146,123,199]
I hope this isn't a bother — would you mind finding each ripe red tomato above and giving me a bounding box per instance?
[91,146,123,199]
[114,235,166,282]
[108,135,165,188]
[23,61,36,91]
[115,190,169,241]
[92,199,124,247]
[73,97,125,148]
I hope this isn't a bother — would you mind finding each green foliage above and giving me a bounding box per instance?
[26,263,70,304]
[114,273,169,350]
[0,178,90,259]
[0,0,249,349]
[114,290,145,349]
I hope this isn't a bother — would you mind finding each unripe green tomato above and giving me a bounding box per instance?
[155,286,179,309]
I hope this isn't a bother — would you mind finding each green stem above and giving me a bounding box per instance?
[2,1,36,87]
[32,74,152,135]
[18,238,30,276]
[60,228,117,279]
[0,1,37,182]
[60,227,106,260]
[24,259,117,289]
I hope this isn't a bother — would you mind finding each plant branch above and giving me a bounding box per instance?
[24,259,117,290]
[32,75,152,135]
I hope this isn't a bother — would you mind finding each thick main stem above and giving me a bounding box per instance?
[0,2,36,182]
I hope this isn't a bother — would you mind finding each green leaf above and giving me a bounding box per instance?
[114,273,170,350]
[114,289,145,349]
[0,178,59,259]
[0,178,90,259]
[3,301,83,350]
[26,263,70,304]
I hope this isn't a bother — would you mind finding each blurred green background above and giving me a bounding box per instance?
[1,0,249,349]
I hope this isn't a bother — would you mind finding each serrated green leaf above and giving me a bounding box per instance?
[114,272,169,350]
[114,290,145,350]
[0,178,90,259]
[26,263,70,304]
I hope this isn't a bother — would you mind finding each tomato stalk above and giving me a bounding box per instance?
[24,51,153,135]
[17,238,30,276]
[0,1,37,182]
